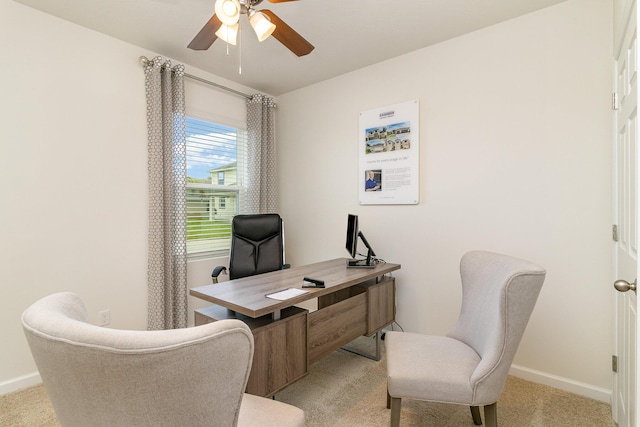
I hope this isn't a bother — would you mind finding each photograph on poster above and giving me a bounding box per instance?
[365,122,412,155]
[359,100,419,205]
[365,169,382,191]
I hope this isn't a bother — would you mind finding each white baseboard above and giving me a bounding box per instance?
[510,364,611,404]
[0,366,613,404]
[0,372,42,396]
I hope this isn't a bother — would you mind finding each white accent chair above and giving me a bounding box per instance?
[22,292,305,427]
[386,250,545,427]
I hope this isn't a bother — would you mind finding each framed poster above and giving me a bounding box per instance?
[359,100,419,205]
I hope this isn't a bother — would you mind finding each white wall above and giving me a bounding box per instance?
[0,0,251,393]
[276,0,613,400]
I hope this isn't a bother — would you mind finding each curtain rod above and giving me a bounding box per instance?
[139,56,252,100]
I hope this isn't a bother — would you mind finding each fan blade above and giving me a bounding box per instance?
[187,14,223,50]
[262,9,314,57]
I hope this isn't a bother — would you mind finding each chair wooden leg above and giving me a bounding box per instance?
[389,397,401,427]
[470,406,482,425]
[484,403,497,427]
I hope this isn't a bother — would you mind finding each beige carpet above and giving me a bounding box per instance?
[276,337,615,426]
[1,336,615,426]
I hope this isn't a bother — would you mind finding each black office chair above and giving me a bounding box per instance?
[211,213,289,283]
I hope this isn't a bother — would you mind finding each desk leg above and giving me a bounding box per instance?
[342,331,382,361]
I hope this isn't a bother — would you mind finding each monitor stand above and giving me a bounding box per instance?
[347,259,376,269]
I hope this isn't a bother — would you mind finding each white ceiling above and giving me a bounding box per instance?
[15,0,568,96]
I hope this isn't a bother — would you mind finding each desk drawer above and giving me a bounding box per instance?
[308,292,367,364]
[195,305,308,398]
[247,311,307,397]
[358,277,395,335]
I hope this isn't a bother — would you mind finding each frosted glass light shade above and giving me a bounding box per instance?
[215,23,239,45]
[215,0,240,25]
[249,11,276,42]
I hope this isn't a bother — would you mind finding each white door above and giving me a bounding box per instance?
[614,1,639,426]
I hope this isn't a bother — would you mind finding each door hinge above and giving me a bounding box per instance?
[613,92,619,110]
[613,224,619,242]
[612,355,618,373]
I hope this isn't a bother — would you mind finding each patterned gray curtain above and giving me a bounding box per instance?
[244,94,277,214]
[142,56,188,330]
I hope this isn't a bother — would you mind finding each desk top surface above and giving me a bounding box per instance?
[190,258,401,318]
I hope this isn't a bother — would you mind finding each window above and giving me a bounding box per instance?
[186,117,246,257]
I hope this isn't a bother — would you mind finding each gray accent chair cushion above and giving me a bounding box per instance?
[22,292,304,427]
[386,250,546,427]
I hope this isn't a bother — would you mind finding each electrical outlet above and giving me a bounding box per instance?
[98,309,110,326]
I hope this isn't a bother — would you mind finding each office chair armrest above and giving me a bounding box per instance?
[211,266,228,283]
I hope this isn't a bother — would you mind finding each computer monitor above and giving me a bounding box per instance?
[345,214,376,268]
[346,214,358,258]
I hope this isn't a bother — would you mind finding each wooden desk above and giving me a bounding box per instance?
[190,258,400,397]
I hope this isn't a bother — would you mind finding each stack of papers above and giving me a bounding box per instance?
[265,288,309,300]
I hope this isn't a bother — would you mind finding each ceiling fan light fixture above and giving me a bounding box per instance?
[215,23,239,45]
[215,0,241,25]
[249,10,276,42]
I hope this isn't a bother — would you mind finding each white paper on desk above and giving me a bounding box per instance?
[265,288,309,300]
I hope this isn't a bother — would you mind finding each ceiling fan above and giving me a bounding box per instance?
[187,0,314,57]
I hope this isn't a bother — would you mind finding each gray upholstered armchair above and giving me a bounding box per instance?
[22,292,304,427]
[386,250,545,427]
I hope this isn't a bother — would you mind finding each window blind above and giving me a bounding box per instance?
[186,117,247,256]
